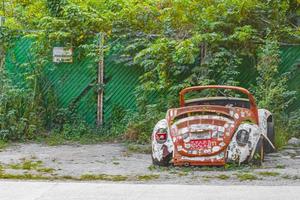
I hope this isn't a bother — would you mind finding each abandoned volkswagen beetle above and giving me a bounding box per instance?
[152,85,275,166]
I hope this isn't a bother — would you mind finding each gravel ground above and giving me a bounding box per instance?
[0,142,300,185]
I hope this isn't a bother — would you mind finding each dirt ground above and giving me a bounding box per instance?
[0,142,300,185]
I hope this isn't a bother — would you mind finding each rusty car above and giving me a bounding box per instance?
[151,85,275,166]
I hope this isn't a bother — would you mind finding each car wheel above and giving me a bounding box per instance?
[264,121,275,153]
[151,153,172,167]
[251,137,264,166]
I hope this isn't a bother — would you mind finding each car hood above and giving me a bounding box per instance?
[167,106,257,157]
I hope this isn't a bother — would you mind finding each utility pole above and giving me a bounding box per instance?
[97,32,104,126]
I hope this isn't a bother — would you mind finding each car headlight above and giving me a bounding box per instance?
[236,129,250,146]
[155,128,168,144]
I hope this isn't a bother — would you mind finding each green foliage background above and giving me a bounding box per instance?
[0,0,300,144]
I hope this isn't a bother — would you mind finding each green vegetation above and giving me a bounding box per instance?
[0,170,163,182]
[216,174,230,180]
[275,164,286,169]
[0,0,299,145]
[6,159,56,174]
[147,165,157,171]
[282,174,300,180]
[176,171,189,177]
[236,173,259,181]
[112,162,120,165]
[36,167,55,173]
[9,160,43,170]
[80,174,128,181]
[137,174,160,181]
[202,175,214,179]
[126,144,152,154]
[0,164,3,173]
[0,173,52,180]
[201,174,231,180]
[258,171,280,177]
[41,132,115,146]
[0,140,7,150]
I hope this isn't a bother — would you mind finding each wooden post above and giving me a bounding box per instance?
[200,43,207,65]
[97,33,104,126]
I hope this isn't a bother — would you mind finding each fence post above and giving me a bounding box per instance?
[97,33,104,126]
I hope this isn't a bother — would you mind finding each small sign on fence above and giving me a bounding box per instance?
[53,47,73,63]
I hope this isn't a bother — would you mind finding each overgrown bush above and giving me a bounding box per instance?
[254,39,299,147]
[0,72,43,141]
[287,109,300,138]
[1,0,300,145]
[124,106,165,144]
[0,24,43,141]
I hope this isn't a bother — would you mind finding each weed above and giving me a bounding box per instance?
[0,173,51,180]
[236,173,258,181]
[274,125,289,149]
[9,160,43,170]
[148,165,157,171]
[80,174,128,181]
[61,175,74,180]
[224,163,247,171]
[202,175,214,179]
[42,132,117,146]
[23,160,43,170]
[0,140,8,150]
[258,171,280,177]
[112,162,120,165]
[275,164,285,169]
[182,167,192,173]
[44,134,66,146]
[216,174,230,180]
[137,174,160,181]
[281,174,300,180]
[7,159,56,174]
[202,175,213,182]
[0,164,3,173]
[177,171,189,176]
[126,144,152,154]
[36,167,55,173]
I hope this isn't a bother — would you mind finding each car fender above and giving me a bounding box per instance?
[258,109,275,150]
[152,119,173,161]
[227,123,261,164]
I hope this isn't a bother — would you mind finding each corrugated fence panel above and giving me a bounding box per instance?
[280,46,300,112]
[5,38,98,125]
[103,51,143,122]
[4,38,300,127]
[5,38,143,126]
[43,55,97,124]
[5,38,33,88]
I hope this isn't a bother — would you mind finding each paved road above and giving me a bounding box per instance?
[0,181,299,200]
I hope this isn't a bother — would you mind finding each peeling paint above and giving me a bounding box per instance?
[152,119,173,161]
[151,86,273,166]
[227,124,261,164]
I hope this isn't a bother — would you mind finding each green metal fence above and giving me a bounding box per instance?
[5,39,143,125]
[5,39,300,126]
[104,50,143,122]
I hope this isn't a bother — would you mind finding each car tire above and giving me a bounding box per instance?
[251,137,264,166]
[151,153,172,167]
[264,121,275,153]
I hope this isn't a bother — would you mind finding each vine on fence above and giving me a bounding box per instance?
[0,0,299,143]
